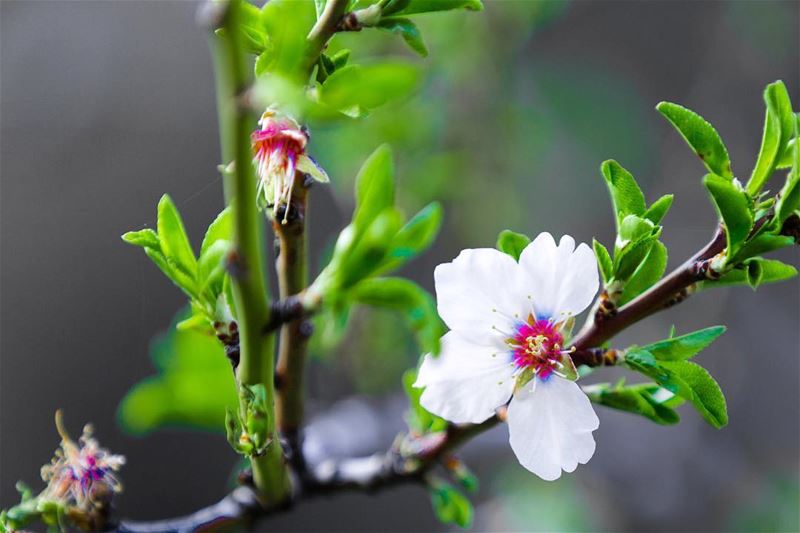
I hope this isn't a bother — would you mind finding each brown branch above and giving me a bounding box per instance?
[115,417,498,532]
[273,184,312,463]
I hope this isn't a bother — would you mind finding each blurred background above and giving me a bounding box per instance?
[2,0,799,531]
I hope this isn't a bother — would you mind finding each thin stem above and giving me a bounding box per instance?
[274,186,311,447]
[570,226,726,361]
[302,0,349,75]
[208,0,289,504]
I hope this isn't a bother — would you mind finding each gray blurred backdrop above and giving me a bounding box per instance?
[2,1,799,531]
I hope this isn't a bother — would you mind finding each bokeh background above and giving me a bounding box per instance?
[2,0,799,531]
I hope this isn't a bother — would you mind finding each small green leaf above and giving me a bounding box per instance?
[379,202,443,272]
[642,194,674,225]
[395,0,483,15]
[429,481,473,529]
[197,239,230,299]
[353,145,396,229]
[657,101,733,179]
[746,259,764,288]
[619,240,667,305]
[702,174,754,257]
[201,207,233,257]
[318,62,420,117]
[122,228,160,250]
[497,230,531,261]
[377,17,429,57]
[625,351,728,428]
[747,81,794,194]
[331,49,351,69]
[143,248,198,299]
[157,194,197,277]
[600,160,646,228]
[636,325,726,361]
[593,239,613,283]
[351,277,444,354]
[733,234,794,262]
[702,258,797,288]
[117,308,237,435]
[775,118,800,224]
[584,382,681,425]
[660,360,728,428]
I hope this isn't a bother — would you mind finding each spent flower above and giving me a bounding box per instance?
[41,411,125,516]
[415,233,600,480]
[251,106,329,222]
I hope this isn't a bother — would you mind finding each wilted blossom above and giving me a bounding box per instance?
[251,106,329,223]
[40,411,125,516]
[415,233,600,480]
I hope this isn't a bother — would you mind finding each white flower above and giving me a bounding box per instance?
[414,232,600,480]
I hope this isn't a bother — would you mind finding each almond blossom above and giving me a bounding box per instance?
[414,232,600,480]
[251,106,329,223]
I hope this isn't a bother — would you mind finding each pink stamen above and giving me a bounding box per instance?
[510,316,566,380]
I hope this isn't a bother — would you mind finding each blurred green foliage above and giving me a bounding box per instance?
[117,309,236,435]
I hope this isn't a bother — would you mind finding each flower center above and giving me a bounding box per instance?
[510,316,565,379]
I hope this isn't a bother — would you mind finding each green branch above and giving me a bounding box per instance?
[207,0,289,504]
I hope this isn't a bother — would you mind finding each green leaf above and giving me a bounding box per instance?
[143,247,198,299]
[318,62,420,117]
[775,118,800,224]
[776,138,797,169]
[117,308,237,435]
[584,382,681,425]
[331,49,351,69]
[200,206,233,257]
[157,194,197,277]
[377,17,429,57]
[747,81,794,195]
[660,360,728,428]
[122,228,160,250]
[702,174,754,257]
[636,325,726,361]
[337,208,404,288]
[733,234,794,262]
[260,0,316,77]
[619,240,667,305]
[701,258,797,288]
[379,202,443,272]
[497,230,531,261]
[197,239,230,300]
[642,194,674,225]
[351,277,444,354]
[625,351,728,428]
[353,145,396,229]
[402,368,447,433]
[429,481,473,529]
[657,101,733,179]
[394,0,483,15]
[600,160,646,228]
[593,239,613,283]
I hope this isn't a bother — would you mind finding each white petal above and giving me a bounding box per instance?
[507,375,599,481]
[415,331,515,424]
[518,233,598,320]
[297,154,330,183]
[434,248,527,344]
